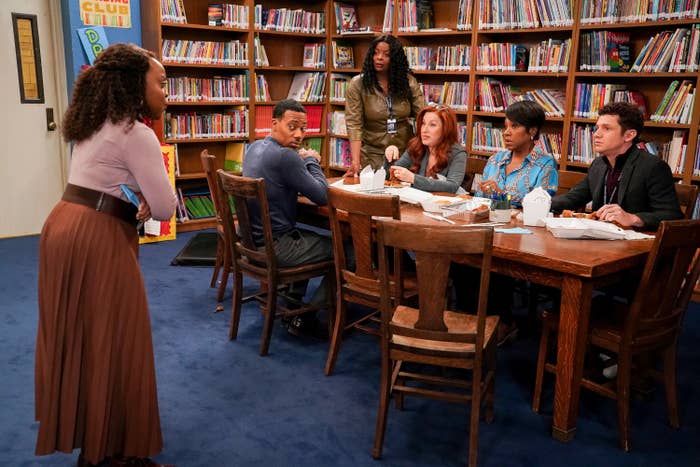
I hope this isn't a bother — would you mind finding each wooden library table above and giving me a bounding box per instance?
[297,192,654,442]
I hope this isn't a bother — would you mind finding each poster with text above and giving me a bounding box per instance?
[80,0,132,28]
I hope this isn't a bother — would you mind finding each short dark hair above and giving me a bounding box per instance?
[273,99,306,119]
[505,100,546,140]
[598,102,644,143]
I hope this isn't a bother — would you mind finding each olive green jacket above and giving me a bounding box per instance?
[345,73,424,170]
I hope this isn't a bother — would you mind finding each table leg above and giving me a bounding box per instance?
[552,276,592,442]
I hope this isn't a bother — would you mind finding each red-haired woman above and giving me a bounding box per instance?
[384,104,466,193]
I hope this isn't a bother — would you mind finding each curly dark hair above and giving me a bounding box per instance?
[62,43,156,142]
[405,105,458,178]
[361,35,412,101]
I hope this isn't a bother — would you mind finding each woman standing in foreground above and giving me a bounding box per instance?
[345,35,424,173]
[35,44,177,467]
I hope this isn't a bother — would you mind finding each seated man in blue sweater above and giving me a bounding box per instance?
[242,99,331,338]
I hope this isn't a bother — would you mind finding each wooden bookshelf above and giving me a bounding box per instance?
[142,0,700,224]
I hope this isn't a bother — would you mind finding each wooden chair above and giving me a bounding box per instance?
[463,157,487,193]
[555,169,586,196]
[324,187,417,376]
[217,171,335,356]
[675,183,698,219]
[532,219,700,451]
[372,219,498,467]
[200,150,231,303]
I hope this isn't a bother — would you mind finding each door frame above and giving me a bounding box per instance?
[48,0,70,185]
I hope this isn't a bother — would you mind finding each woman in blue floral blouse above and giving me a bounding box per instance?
[475,100,558,206]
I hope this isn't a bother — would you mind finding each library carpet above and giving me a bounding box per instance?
[170,231,217,266]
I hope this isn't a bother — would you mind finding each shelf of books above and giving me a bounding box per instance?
[145,0,700,236]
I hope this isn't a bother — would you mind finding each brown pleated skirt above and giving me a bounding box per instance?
[35,200,163,464]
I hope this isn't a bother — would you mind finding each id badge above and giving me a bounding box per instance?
[387,118,397,134]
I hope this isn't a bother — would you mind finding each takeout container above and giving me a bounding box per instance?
[420,196,460,213]
[441,199,491,222]
[522,187,551,226]
[489,209,511,222]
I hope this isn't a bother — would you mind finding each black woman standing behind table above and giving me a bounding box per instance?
[345,35,425,174]
[35,44,176,467]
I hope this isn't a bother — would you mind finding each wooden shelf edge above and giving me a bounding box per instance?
[177,217,217,232]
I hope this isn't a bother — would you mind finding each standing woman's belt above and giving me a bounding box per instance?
[62,183,138,227]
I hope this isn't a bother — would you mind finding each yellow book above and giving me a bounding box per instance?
[225,142,245,173]
[140,145,177,244]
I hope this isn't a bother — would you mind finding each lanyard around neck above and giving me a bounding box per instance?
[604,183,618,205]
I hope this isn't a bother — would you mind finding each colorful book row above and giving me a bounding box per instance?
[404,45,471,71]
[287,72,327,103]
[329,73,350,102]
[166,75,249,103]
[573,83,647,119]
[476,40,569,72]
[581,1,699,24]
[161,39,248,66]
[165,110,248,140]
[477,0,573,30]
[651,80,695,124]
[254,5,325,34]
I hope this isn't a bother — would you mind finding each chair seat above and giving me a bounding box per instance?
[392,306,499,353]
[541,302,626,350]
[343,273,418,302]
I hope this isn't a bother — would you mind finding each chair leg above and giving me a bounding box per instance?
[393,360,405,410]
[229,272,243,340]
[259,282,278,356]
[217,249,232,303]
[324,298,347,376]
[532,318,551,413]
[663,344,680,429]
[468,365,481,467]
[484,343,496,423]
[372,354,392,459]
[616,353,632,452]
[211,237,223,288]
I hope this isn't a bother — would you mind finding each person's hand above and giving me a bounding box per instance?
[344,166,359,178]
[390,166,415,184]
[478,179,500,195]
[346,161,362,176]
[136,193,152,222]
[385,145,400,162]
[298,147,321,162]
[596,204,643,228]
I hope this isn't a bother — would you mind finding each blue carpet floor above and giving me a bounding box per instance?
[1,231,699,466]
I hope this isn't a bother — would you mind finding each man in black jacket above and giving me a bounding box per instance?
[551,102,682,230]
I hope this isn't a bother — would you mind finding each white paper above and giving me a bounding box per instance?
[386,186,434,204]
[542,218,653,240]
